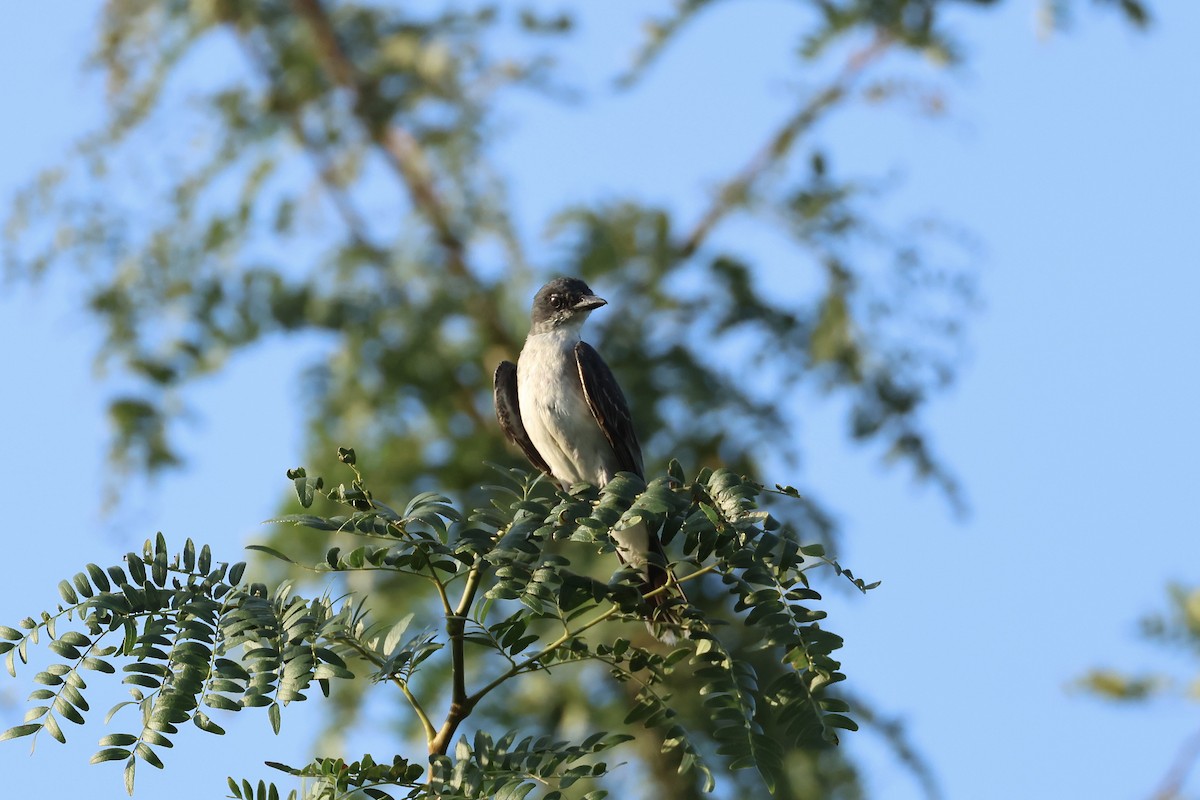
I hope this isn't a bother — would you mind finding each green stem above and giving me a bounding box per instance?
[427,559,489,757]
[395,679,437,744]
[341,638,437,744]
[468,603,621,709]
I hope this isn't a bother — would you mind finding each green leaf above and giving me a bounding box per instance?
[86,564,112,592]
[99,733,139,747]
[152,546,168,587]
[270,514,342,532]
[81,657,116,674]
[382,614,415,655]
[203,693,241,712]
[58,580,78,605]
[44,714,65,743]
[91,747,132,764]
[495,783,537,800]
[244,545,297,564]
[123,674,162,689]
[53,698,86,725]
[193,711,226,735]
[0,723,41,741]
[291,471,323,508]
[72,573,95,598]
[48,641,81,659]
[59,631,91,647]
[823,713,858,731]
[125,554,147,586]
[135,742,164,769]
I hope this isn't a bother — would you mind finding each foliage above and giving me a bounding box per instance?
[2,0,996,502]
[1079,583,1200,799]
[1079,582,1200,702]
[1,1,1151,796]
[1,455,873,797]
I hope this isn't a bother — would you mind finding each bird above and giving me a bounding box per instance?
[493,277,681,641]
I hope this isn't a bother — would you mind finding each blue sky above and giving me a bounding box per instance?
[2,3,1198,799]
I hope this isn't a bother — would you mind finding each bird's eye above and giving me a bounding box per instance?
[550,293,565,309]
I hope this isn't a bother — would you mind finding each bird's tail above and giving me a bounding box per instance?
[641,560,688,646]
[610,520,689,645]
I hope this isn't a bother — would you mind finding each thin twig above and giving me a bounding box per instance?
[465,561,720,709]
[468,606,622,708]
[395,679,437,744]
[1153,726,1200,800]
[340,637,437,744]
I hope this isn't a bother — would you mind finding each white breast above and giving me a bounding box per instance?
[517,327,619,487]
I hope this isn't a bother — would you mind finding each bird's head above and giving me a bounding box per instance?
[529,277,607,334]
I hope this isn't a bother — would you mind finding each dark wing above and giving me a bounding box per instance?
[574,342,644,478]
[493,361,552,475]
[575,345,683,642]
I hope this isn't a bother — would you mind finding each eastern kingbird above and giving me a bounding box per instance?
[494,277,680,640]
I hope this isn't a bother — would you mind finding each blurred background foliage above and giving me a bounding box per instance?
[1078,583,1200,800]
[1,0,1153,797]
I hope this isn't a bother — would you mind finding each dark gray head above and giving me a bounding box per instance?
[529,277,607,334]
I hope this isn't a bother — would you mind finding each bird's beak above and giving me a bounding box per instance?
[574,294,607,311]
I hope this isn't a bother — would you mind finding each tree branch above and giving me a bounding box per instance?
[427,562,490,757]
[1153,725,1200,800]
[677,34,892,260]
[233,30,390,260]
[289,0,465,270]
[465,562,719,710]
[289,0,519,352]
